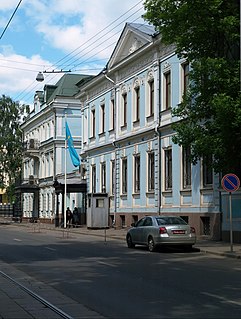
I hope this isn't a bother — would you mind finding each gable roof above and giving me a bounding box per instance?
[107,22,157,69]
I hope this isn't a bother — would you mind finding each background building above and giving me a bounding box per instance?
[19,74,90,224]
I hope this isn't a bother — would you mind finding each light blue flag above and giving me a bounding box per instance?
[65,121,80,167]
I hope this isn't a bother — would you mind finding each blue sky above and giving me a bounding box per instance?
[0,0,145,106]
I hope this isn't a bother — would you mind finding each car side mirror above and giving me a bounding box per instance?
[131,222,136,227]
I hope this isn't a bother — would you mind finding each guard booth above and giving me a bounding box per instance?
[87,193,109,229]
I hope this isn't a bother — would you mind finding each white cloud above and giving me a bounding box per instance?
[24,0,145,59]
[0,0,146,104]
[0,47,54,101]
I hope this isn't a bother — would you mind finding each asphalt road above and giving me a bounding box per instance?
[0,224,241,318]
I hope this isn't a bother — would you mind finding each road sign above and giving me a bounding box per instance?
[221,173,240,193]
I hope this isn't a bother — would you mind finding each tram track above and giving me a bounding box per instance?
[0,270,73,319]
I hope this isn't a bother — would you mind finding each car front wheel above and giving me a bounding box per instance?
[126,234,135,248]
[148,236,156,252]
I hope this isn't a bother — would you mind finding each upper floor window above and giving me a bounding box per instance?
[121,93,127,127]
[182,146,192,189]
[90,109,96,138]
[109,99,115,131]
[164,148,172,190]
[182,62,189,97]
[99,104,105,134]
[134,87,140,123]
[148,80,154,117]
[164,71,171,109]
[203,155,213,187]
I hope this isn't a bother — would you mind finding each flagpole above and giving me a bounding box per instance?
[64,114,67,228]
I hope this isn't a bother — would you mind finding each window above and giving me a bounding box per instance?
[134,154,140,193]
[182,146,192,189]
[165,148,172,190]
[111,160,115,195]
[148,152,155,191]
[100,104,105,134]
[121,93,127,127]
[149,80,154,116]
[110,99,115,131]
[101,162,106,193]
[182,62,189,96]
[203,155,213,187]
[164,71,171,109]
[91,109,96,138]
[122,158,127,194]
[92,165,96,193]
[134,87,140,122]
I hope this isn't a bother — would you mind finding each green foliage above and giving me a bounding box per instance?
[144,0,240,174]
[0,95,29,201]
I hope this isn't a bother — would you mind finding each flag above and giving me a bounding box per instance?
[65,121,80,167]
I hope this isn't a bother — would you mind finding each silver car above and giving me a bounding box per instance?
[126,216,196,252]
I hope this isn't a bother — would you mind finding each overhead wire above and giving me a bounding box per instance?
[13,1,146,103]
[0,0,23,40]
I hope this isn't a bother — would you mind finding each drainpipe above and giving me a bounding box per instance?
[155,57,161,215]
[103,70,117,226]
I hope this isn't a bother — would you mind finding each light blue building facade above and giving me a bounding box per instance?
[77,23,221,239]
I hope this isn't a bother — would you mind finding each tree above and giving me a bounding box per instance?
[0,95,29,202]
[143,0,240,174]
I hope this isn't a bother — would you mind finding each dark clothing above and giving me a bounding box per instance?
[66,208,72,227]
[73,207,79,227]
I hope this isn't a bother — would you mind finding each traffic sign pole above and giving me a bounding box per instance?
[229,192,233,252]
[221,173,240,253]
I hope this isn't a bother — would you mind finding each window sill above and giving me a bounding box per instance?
[146,114,154,120]
[180,189,192,196]
[146,190,155,195]
[120,194,127,198]
[162,190,172,195]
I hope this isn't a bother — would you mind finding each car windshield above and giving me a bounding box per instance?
[156,217,187,225]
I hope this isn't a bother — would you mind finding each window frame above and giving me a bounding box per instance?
[182,146,192,189]
[122,157,128,194]
[164,71,171,110]
[134,154,140,193]
[148,151,155,192]
[164,148,172,190]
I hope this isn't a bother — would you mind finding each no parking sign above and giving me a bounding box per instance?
[221,173,240,192]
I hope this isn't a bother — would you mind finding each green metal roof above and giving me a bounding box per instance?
[46,73,92,103]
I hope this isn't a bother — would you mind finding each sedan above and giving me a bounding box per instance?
[126,215,196,252]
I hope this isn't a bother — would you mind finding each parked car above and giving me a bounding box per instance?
[126,216,196,252]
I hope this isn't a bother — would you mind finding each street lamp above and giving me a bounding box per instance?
[36,70,72,82]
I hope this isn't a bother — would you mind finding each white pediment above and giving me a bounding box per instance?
[107,23,155,69]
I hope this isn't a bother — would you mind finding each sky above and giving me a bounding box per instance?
[0,0,146,107]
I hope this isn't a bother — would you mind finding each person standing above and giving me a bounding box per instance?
[66,207,72,228]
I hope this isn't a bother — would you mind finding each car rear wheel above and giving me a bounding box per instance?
[126,234,135,248]
[148,236,156,252]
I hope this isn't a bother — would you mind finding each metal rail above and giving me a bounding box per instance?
[0,270,73,319]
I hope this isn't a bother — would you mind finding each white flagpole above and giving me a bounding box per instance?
[64,114,67,228]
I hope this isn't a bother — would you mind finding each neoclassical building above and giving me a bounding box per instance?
[77,23,221,239]
[19,74,91,224]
